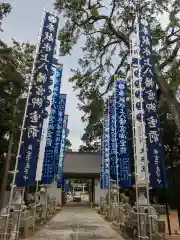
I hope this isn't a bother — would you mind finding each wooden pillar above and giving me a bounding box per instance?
[91,178,95,204]
[61,179,64,206]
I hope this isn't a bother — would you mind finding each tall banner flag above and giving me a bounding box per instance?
[41,90,66,184]
[138,19,167,188]
[109,96,117,181]
[15,12,59,186]
[56,114,68,176]
[64,129,70,152]
[115,76,132,188]
[64,180,70,193]
[57,115,68,188]
[36,64,56,181]
[100,133,104,189]
[66,129,70,138]
[54,103,67,177]
[130,22,147,186]
[41,66,62,184]
[103,114,109,189]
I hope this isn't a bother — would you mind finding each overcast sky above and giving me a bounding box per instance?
[1,0,85,150]
[0,1,170,151]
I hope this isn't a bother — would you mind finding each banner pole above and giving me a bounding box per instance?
[33,181,39,232]
[108,179,111,217]
[100,120,103,192]
[3,9,46,240]
[15,188,25,240]
[136,19,152,239]
[130,29,141,240]
[107,99,111,217]
[159,154,171,235]
[114,81,120,205]
[137,16,152,239]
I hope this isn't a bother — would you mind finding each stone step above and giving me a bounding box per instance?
[164,235,180,240]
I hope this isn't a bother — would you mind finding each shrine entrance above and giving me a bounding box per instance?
[63,152,101,205]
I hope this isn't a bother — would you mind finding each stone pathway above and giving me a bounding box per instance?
[159,210,180,234]
[30,202,124,240]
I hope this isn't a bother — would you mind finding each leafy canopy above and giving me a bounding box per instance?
[0,2,11,31]
[0,41,35,182]
[0,2,36,201]
[65,138,73,151]
[54,0,180,148]
[0,3,35,181]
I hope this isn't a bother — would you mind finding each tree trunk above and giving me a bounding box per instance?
[156,73,180,132]
[0,98,18,212]
[0,133,13,211]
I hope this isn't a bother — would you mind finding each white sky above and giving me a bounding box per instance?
[0,0,170,150]
[0,0,85,150]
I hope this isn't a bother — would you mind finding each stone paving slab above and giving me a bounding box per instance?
[30,202,124,240]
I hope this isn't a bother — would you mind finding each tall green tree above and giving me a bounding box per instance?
[0,3,12,59]
[0,1,36,210]
[54,0,180,144]
[12,39,35,85]
[0,41,35,209]
[0,3,11,31]
[65,138,73,151]
[79,141,101,152]
[0,40,35,158]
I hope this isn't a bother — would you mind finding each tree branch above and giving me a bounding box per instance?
[75,13,129,48]
[88,0,92,9]
[156,70,180,133]
[99,50,129,97]
[166,36,180,46]
[99,40,120,53]
[85,62,103,76]
[106,19,129,47]
[110,0,116,19]
[159,40,180,70]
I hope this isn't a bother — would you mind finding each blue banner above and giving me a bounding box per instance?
[103,115,110,189]
[64,131,70,152]
[66,129,70,137]
[100,134,104,189]
[54,106,67,177]
[109,96,117,181]
[41,91,66,184]
[41,66,63,184]
[139,18,167,188]
[15,12,59,186]
[35,64,57,182]
[57,115,68,188]
[115,76,132,188]
[64,180,70,193]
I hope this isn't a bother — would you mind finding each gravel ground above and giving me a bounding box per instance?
[30,201,125,240]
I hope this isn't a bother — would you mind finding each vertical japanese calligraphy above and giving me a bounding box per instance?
[36,65,56,181]
[103,114,109,189]
[41,66,64,184]
[115,76,132,188]
[100,134,104,189]
[15,11,59,187]
[57,115,68,188]
[54,110,68,179]
[139,18,167,188]
[42,93,66,184]
[130,23,147,185]
[109,96,117,181]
